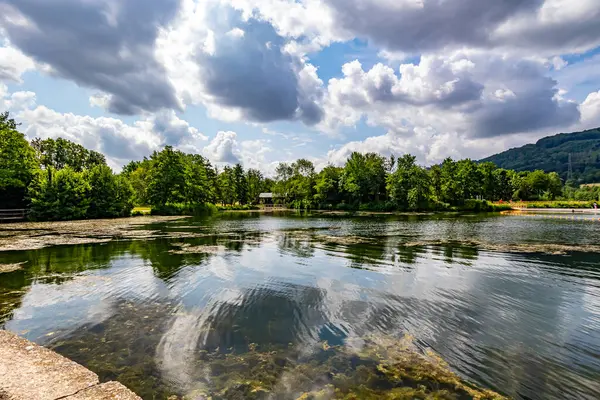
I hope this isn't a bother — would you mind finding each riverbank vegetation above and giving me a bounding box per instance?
[1,112,598,221]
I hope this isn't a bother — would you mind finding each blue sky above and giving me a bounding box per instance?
[1,0,599,173]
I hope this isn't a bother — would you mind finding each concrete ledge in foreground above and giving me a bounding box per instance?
[0,330,141,400]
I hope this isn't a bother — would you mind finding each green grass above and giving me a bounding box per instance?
[132,206,151,215]
[497,201,595,209]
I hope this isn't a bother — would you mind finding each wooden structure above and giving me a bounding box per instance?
[0,209,26,222]
[258,193,285,210]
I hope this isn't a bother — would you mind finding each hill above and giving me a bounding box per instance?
[481,127,600,184]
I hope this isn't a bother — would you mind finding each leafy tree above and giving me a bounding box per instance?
[233,163,248,205]
[289,159,315,207]
[340,152,386,203]
[273,163,294,202]
[0,113,38,208]
[386,155,431,210]
[86,165,134,218]
[314,165,342,204]
[147,146,186,206]
[217,166,236,205]
[128,165,150,205]
[184,154,211,204]
[247,169,264,204]
[122,160,143,176]
[429,164,443,202]
[29,167,90,221]
[492,169,514,201]
[31,137,106,171]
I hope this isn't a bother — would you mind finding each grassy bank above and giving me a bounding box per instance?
[501,201,596,209]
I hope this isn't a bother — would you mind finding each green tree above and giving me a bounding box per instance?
[86,165,134,218]
[314,165,342,205]
[246,169,264,204]
[217,166,237,205]
[386,155,431,210]
[128,165,150,205]
[31,137,106,171]
[147,146,187,206]
[183,154,211,204]
[289,159,315,208]
[429,164,443,202]
[29,167,90,221]
[0,113,38,208]
[340,152,386,203]
[492,169,514,201]
[273,163,294,203]
[233,163,248,204]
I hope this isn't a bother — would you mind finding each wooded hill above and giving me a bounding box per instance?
[480,127,600,184]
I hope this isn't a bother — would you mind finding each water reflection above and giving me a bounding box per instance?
[1,213,600,399]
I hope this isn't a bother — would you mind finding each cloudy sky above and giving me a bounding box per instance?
[1,0,600,172]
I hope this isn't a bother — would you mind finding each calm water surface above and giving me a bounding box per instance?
[1,213,600,399]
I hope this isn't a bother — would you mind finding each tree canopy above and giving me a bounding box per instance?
[0,111,598,221]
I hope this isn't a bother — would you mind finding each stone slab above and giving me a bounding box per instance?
[64,381,141,400]
[0,331,141,400]
[0,330,99,400]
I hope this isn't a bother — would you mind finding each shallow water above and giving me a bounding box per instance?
[1,212,600,399]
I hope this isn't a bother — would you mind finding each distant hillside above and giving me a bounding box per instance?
[481,127,600,184]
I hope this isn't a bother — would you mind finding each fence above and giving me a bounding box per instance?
[0,209,27,222]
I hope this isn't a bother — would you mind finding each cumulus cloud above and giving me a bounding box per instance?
[579,91,600,131]
[0,83,36,111]
[203,131,242,164]
[0,0,182,115]
[323,51,580,138]
[0,40,35,83]
[235,0,600,56]
[10,92,205,168]
[157,1,325,125]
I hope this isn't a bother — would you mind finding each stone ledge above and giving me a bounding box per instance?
[0,330,140,400]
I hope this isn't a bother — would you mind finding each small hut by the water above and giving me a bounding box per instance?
[258,193,283,207]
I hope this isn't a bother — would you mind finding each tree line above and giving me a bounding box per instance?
[1,112,598,221]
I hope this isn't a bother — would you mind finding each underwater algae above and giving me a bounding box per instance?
[0,216,187,251]
[47,301,506,400]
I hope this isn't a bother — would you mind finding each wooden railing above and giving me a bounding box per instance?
[263,204,286,210]
[0,209,27,222]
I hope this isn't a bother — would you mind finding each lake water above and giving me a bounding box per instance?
[1,212,600,399]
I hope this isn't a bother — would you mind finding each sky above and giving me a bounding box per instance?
[1,0,600,174]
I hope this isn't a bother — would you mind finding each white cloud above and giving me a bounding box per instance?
[0,40,35,83]
[202,130,278,173]
[322,50,580,138]
[10,91,206,169]
[203,131,241,164]
[579,91,600,131]
[156,0,325,125]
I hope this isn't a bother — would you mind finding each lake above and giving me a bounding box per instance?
[1,212,600,399]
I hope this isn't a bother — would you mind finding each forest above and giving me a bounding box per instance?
[1,112,599,221]
[481,127,600,184]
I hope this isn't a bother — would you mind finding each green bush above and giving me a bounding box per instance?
[131,210,145,217]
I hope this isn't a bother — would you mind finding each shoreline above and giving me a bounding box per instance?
[0,330,140,399]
